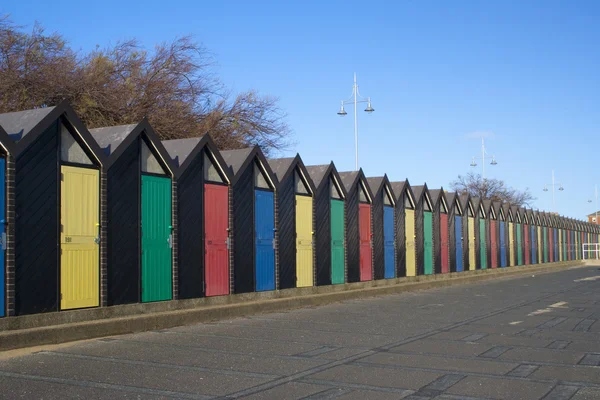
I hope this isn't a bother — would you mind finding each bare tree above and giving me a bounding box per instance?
[0,16,292,154]
[450,172,536,207]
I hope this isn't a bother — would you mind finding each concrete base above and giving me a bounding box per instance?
[0,261,584,351]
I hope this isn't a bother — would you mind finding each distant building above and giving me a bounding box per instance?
[587,211,600,224]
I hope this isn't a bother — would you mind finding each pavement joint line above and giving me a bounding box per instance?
[422,374,466,391]
[295,378,416,396]
[572,318,596,332]
[506,364,539,378]
[39,351,282,380]
[298,387,352,399]
[547,340,571,350]
[578,353,600,366]
[0,370,215,400]
[478,346,512,359]
[536,317,568,329]
[295,346,340,358]
[541,384,581,400]
[435,395,489,400]
[461,333,487,342]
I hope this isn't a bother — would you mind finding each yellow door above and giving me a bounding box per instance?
[468,217,476,270]
[405,209,416,277]
[537,226,542,263]
[509,222,515,266]
[61,166,100,310]
[295,195,313,287]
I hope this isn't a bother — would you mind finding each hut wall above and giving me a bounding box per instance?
[315,182,331,286]
[276,173,296,289]
[232,163,255,293]
[346,184,359,283]
[396,201,406,277]
[372,191,384,280]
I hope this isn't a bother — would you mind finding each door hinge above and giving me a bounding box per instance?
[226,237,230,250]
[60,173,64,181]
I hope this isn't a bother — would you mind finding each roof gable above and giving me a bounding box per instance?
[162,134,231,182]
[268,154,315,195]
[220,145,278,188]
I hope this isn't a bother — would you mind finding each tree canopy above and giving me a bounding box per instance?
[0,16,291,154]
[450,172,536,207]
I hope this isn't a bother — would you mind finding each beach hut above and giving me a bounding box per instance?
[528,210,537,264]
[534,211,543,263]
[306,163,347,286]
[429,189,449,274]
[523,209,531,264]
[411,185,434,275]
[162,135,231,299]
[478,199,489,269]
[268,155,316,289]
[495,202,507,268]
[448,193,464,272]
[508,205,517,266]
[485,200,498,268]
[458,194,472,271]
[91,121,177,305]
[366,176,396,280]
[0,102,106,315]
[471,197,483,270]
[390,180,416,277]
[221,147,278,293]
[463,195,477,271]
[339,170,373,282]
[0,123,16,317]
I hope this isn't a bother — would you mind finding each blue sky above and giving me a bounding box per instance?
[3,1,599,219]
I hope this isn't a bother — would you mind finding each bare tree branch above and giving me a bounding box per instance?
[450,172,536,207]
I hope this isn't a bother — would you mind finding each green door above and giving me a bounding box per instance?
[331,199,345,284]
[141,175,172,302]
[479,219,487,269]
[516,223,522,265]
[424,212,433,275]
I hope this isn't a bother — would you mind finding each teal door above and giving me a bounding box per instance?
[331,199,345,284]
[141,175,172,302]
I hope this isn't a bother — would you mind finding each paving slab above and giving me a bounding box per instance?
[444,376,553,400]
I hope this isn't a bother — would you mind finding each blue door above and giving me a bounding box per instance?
[455,216,463,272]
[255,190,275,291]
[0,157,4,317]
[383,206,395,279]
[531,226,536,264]
[500,222,506,267]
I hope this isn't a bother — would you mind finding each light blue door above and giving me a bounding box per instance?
[500,222,506,267]
[255,190,275,291]
[455,216,463,272]
[0,158,4,317]
[383,206,395,279]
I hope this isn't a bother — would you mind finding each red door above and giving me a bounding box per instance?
[440,214,449,273]
[359,203,372,281]
[204,184,229,296]
[490,221,498,268]
[524,225,530,264]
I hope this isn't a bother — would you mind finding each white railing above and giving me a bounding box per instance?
[582,243,600,260]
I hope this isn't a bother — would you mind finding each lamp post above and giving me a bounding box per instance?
[469,138,497,179]
[587,184,598,224]
[542,169,564,212]
[337,73,375,171]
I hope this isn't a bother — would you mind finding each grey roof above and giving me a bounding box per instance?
[429,189,441,205]
[220,148,254,175]
[267,157,295,182]
[390,181,406,201]
[0,107,55,142]
[89,124,137,156]
[162,137,202,168]
[412,185,424,202]
[366,177,384,194]
[305,164,330,188]
[338,171,359,191]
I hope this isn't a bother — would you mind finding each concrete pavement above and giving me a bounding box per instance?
[1,265,600,399]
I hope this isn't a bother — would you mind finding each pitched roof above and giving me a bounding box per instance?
[366,177,384,194]
[338,171,359,192]
[162,137,202,168]
[390,181,406,202]
[429,189,441,204]
[0,107,55,141]
[220,148,254,176]
[412,185,424,201]
[89,124,137,156]
[305,164,330,188]
[267,157,295,182]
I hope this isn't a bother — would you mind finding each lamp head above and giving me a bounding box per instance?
[364,98,374,113]
[470,157,477,167]
[337,101,347,116]
[490,156,498,166]
[543,185,548,192]
[558,185,564,191]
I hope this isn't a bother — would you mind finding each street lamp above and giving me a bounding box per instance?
[542,170,564,212]
[469,138,497,179]
[337,73,375,171]
[588,185,598,224]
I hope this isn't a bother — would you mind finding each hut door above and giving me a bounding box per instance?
[537,226,542,263]
[516,224,522,265]
[508,222,515,266]
[0,158,5,317]
[440,213,449,273]
[468,217,476,271]
[405,210,416,277]
[500,222,506,267]
[204,184,229,296]
[489,221,497,268]
[524,226,530,264]
[330,199,345,284]
[479,219,487,269]
[424,212,433,275]
[455,216,463,272]
[383,206,395,279]
[141,175,172,302]
[359,203,372,281]
[296,195,313,287]
[60,166,100,310]
[554,229,559,261]
[255,190,275,291]
[530,226,536,264]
